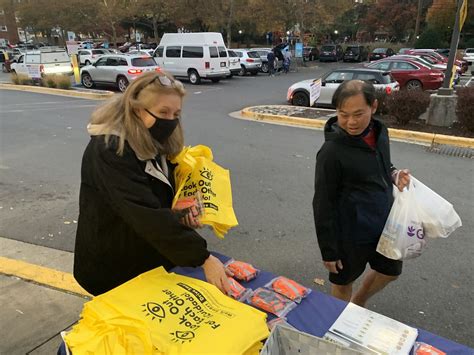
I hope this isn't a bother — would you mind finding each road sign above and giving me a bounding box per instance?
[310,79,322,107]
[295,43,303,58]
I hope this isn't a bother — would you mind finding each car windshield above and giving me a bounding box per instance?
[322,45,335,51]
[247,51,260,59]
[373,48,387,53]
[346,47,360,53]
[131,57,156,67]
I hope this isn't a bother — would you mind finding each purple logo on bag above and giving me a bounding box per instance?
[407,226,424,239]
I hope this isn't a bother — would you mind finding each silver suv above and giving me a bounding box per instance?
[230,49,262,76]
[80,54,160,92]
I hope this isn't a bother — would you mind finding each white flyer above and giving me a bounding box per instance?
[329,303,418,355]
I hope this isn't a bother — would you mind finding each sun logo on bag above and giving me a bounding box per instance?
[142,302,166,322]
[407,226,416,237]
[170,330,195,343]
[199,167,213,181]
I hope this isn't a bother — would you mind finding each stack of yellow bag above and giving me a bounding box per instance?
[171,145,239,238]
[65,267,269,355]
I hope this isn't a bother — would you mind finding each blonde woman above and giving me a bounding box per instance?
[74,72,231,296]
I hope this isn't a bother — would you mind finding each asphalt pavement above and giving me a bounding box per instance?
[1,61,473,352]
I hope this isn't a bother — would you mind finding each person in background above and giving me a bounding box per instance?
[267,50,276,76]
[313,80,410,307]
[74,71,231,296]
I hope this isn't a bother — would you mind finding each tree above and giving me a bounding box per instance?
[426,0,457,42]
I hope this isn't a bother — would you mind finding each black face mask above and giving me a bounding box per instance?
[146,109,179,143]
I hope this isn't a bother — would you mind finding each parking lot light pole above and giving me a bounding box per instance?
[439,0,464,95]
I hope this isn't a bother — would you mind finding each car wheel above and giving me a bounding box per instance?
[292,92,310,107]
[117,76,129,92]
[406,79,422,91]
[188,69,201,85]
[261,63,269,73]
[238,65,247,76]
[85,60,91,66]
[211,78,220,83]
[81,72,94,88]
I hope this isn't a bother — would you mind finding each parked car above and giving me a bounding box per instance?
[287,68,399,107]
[407,49,465,73]
[463,48,474,65]
[80,54,160,92]
[303,46,319,61]
[398,48,413,54]
[368,47,395,62]
[249,48,272,73]
[343,45,368,62]
[0,49,14,72]
[435,48,450,57]
[367,58,444,90]
[153,32,230,84]
[227,50,241,77]
[78,48,110,66]
[319,44,344,62]
[10,48,73,77]
[230,49,262,76]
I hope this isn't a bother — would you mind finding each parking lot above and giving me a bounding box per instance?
[1,57,473,347]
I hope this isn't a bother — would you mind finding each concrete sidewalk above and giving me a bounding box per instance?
[0,237,86,355]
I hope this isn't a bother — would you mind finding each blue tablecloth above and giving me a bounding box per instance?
[172,253,473,355]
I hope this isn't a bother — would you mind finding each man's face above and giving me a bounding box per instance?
[337,93,377,136]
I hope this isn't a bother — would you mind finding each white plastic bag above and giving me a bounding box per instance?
[411,176,462,238]
[377,181,427,260]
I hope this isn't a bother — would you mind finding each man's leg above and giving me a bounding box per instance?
[331,282,353,302]
[351,269,398,307]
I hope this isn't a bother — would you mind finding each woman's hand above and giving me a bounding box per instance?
[393,169,411,191]
[173,198,203,229]
[202,255,232,294]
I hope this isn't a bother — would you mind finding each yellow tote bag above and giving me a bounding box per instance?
[171,145,239,238]
[65,267,268,355]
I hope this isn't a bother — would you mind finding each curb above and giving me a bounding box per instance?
[0,83,115,100]
[0,256,91,298]
[241,106,474,148]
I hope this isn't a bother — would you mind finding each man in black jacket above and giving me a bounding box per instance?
[313,80,410,306]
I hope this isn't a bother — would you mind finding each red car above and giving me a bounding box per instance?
[408,49,467,73]
[366,58,444,90]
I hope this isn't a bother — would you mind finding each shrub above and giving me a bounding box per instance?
[385,90,430,125]
[55,75,72,90]
[41,74,72,89]
[42,75,57,88]
[456,87,474,132]
[11,73,34,86]
[375,90,389,115]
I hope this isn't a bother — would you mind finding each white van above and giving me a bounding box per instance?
[11,48,73,77]
[153,32,230,84]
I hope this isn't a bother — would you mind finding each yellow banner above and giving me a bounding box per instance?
[460,0,468,31]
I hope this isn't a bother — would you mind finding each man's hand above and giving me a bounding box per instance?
[324,260,343,274]
[202,255,232,294]
[393,169,411,192]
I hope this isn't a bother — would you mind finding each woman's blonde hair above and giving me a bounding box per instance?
[90,71,186,160]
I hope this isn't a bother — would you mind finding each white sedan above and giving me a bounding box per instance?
[287,68,400,107]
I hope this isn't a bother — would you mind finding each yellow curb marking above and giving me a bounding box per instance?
[0,83,114,100]
[241,106,474,149]
[0,256,91,298]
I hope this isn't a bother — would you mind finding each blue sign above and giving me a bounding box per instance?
[295,43,303,58]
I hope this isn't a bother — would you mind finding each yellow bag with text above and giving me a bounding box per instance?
[65,267,269,355]
[171,145,239,238]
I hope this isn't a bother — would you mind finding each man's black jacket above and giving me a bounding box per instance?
[74,135,210,296]
[313,116,395,261]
